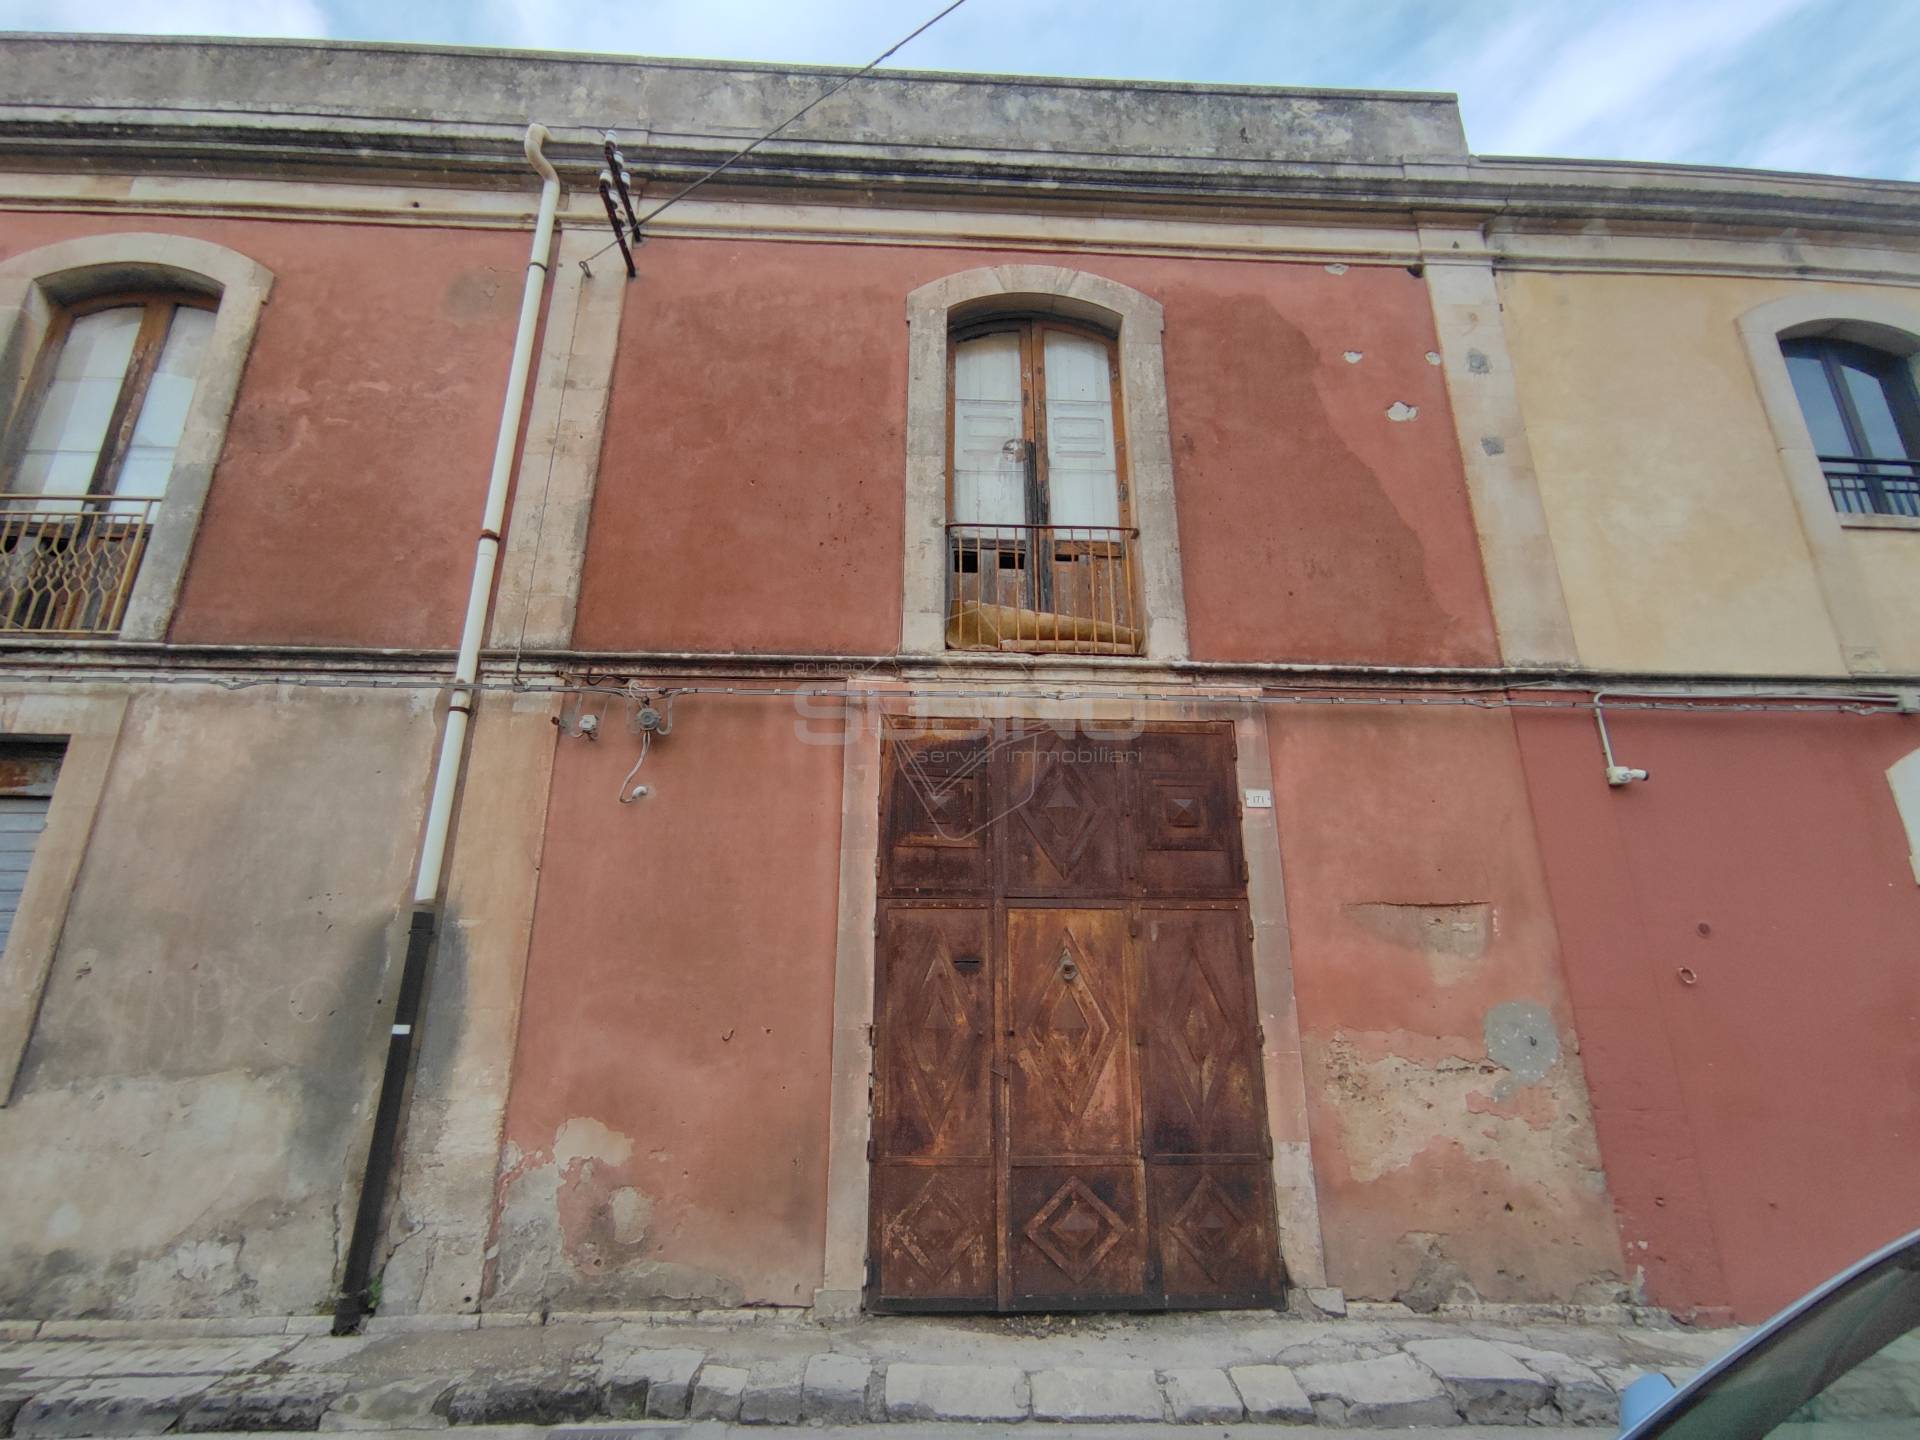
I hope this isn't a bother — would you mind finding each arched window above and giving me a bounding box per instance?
[0,291,216,633]
[10,293,216,504]
[0,234,270,640]
[946,316,1138,654]
[1781,337,1920,518]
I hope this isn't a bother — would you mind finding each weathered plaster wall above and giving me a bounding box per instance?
[1515,704,1920,1321]
[490,689,843,1309]
[573,239,1497,667]
[1269,704,1625,1307]
[0,685,432,1318]
[0,213,528,649]
[1499,270,1920,675]
[379,692,559,1317]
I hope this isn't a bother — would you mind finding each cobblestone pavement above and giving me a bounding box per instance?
[0,1308,1741,1434]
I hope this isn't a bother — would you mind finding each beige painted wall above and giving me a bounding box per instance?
[1852,529,1920,673]
[0,684,433,1318]
[1499,271,1920,675]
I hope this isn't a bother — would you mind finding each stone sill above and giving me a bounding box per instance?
[1840,512,1920,531]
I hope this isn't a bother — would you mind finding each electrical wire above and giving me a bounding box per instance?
[581,0,969,268]
[616,728,650,804]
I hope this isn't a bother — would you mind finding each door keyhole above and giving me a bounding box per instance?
[1059,959,1079,982]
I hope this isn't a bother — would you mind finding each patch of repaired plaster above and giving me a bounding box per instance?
[1424,351,1442,366]
[1343,350,1364,364]
[1480,435,1506,456]
[1484,1001,1561,1089]
[554,1117,633,1170]
[1344,902,1492,984]
[487,1118,743,1312]
[1324,263,1349,275]
[1386,401,1419,422]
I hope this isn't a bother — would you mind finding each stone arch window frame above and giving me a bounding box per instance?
[903,266,1190,660]
[0,234,274,643]
[1738,291,1920,675]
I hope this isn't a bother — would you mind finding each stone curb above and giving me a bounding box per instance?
[0,1296,1685,1342]
[0,1326,1691,1429]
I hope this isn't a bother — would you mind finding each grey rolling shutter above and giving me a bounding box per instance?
[0,793,51,956]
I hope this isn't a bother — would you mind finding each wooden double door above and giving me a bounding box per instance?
[868,721,1283,1312]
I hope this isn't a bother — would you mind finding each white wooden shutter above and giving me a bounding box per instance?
[1042,329,1120,529]
[0,795,50,958]
[951,332,1026,528]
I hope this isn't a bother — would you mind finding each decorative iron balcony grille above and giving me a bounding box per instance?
[945,522,1142,656]
[1820,456,1920,518]
[0,495,156,636]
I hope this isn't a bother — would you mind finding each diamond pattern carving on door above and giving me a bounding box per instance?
[1023,1176,1125,1283]
[896,1173,980,1282]
[1018,760,1100,873]
[1027,928,1117,1125]
[1001,736,1126,898]
[1009,907,1133,1157]
[1166,1174,1248,1284]
[872,723,1280,1313]
[1167,935,1233,1127]
[904,948,979,1131]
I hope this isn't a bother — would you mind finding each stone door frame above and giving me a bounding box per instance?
[816,678,1326,1315]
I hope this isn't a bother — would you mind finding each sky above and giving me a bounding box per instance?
[2,0,1915,181]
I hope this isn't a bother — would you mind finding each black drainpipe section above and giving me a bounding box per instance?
[333,904,438,1334]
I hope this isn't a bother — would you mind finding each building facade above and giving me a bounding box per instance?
[0,34,1914,1328]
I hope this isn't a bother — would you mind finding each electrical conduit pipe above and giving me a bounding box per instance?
[333,124,561,1333]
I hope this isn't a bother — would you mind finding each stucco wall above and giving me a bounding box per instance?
[1499,270,1920,675]
[573,238,1497,668]
[1269,704,1625,1306]
[0,685,432,1318]
[1515,704,1920,1321]
[0,214,527,650]
[490,689,843,1309]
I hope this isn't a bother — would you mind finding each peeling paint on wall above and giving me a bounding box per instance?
[1343,901,1493,983]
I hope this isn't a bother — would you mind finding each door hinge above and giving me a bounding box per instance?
[865,1022,875,1048]
[1240,859,1250,883]
[1264,1131,1274,1160]
[866,1257,878,1289]
[866,1137,876,1162]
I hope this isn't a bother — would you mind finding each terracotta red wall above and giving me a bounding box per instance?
[573,238,1496,667]
[1515,705,1920,1321]
[1270,703,1625,1305]
[490,689,844,1308]
[3,215,528,649]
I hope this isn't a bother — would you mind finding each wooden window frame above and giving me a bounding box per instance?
[945,315,1133,534]
[0,290,219,499]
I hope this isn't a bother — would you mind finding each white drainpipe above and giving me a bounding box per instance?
[412,123,560,906]
[333,124,562,1332]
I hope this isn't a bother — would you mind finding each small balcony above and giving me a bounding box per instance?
[0,495,156,636]
[945,522,1143,656]
[1821,456,1919,519]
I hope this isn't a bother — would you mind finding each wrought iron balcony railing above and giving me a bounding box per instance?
[946,522,1143,656]
[0,494,157,636]
[1820,455,1920,519]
